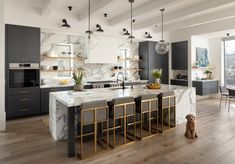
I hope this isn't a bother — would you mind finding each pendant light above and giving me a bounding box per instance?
[85,0,97,49]
[155,8,169,54]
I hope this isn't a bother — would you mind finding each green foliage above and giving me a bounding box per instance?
[72,70,86,85]
[204,70,212,74]
[151,69,162,78]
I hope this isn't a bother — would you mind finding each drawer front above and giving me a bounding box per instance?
[8,87,40,96]
[8,94,40,107]
[7,104,40,118]
[7,94,40,118]
[171,80,188,86]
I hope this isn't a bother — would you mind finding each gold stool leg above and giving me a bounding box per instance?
[113,118,116,148]
[80,122,83,159]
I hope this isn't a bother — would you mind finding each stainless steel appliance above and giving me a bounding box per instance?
[9,63,40,88]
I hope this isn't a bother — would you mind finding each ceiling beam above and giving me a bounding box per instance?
[109,0,176,26]
[41,0,60,16]
[134,0,235,29]
[154,7,235,33]
[79,0,114,22]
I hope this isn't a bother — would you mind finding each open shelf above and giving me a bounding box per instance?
[192,66,215,69]
[41,56,86,60]
[41,68,84,72]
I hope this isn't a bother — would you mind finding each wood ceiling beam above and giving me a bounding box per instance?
[134,0,235,29]
[154,7,235,33]
[41,0,60,16]
[109,0,176,26]
[79,0,114,22]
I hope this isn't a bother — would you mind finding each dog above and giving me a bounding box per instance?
[185,114,198,139]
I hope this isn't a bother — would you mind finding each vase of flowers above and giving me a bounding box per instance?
[151,69,162,84]
[72,70,86,91]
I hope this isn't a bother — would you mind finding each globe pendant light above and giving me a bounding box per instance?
[85,0,97,49]
[124,0,136,48]
[155,8,169,54]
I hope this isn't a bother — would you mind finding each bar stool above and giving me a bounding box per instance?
[109,97,136,148]
[158,91,176,132]
[77,100,109,159]
[135,94,158,140]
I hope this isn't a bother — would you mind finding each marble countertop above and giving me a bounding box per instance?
[50,84,190,107]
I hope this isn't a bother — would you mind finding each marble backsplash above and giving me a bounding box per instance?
[40,31,140,85]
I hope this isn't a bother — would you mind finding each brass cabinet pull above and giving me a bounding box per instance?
[20,98,31,101]
[20,109,29,111]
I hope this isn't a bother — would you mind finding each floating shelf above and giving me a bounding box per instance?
[192,66,215,69]
[41,68,84,72]
[111,68,143,72]
[41,56,86,60]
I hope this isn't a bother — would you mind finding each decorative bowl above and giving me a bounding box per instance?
[146,83,161,89]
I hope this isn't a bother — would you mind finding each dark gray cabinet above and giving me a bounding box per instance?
[6,24,40,63]
[6,88,40,119]
[139,41,169,84]
[6,25,22,63]
[171,41,188,70]
[22,27,40,62]
[40,86,73,113]
[170,79,188,86]
[192,80,219,96]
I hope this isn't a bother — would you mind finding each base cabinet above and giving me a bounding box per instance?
[170,79,188,86]
[6,88,40,119]
[192,80,219,96]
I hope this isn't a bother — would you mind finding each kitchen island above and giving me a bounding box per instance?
[49,84,196,157]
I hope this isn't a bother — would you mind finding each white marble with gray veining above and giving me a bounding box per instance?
[49,84,196,141]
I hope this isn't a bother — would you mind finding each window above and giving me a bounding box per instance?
[224,40,235,86]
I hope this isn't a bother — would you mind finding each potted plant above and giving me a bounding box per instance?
[72,70,86,91]
[204,70,212,79]
[151,69,162,84]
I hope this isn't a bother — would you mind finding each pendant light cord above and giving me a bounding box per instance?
[130,1,133,43]
[161,9,164,40]
[88,0,91,32]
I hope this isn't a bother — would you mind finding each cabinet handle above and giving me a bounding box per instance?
[20,98,31,102]
[19,108,30,112]
[20,91,30,94]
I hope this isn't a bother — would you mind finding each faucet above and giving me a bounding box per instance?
[117,72,125,89]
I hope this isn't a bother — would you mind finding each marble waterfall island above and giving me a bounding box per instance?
[49,85,196,142]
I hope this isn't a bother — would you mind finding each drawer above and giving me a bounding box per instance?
[8,94,40,107]
[8,87,40,96]
[7,103,40,118]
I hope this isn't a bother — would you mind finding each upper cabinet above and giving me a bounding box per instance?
[86,36,122,63]
[139,41,169,84]
[171,41,188,70]
[6,24,40,63]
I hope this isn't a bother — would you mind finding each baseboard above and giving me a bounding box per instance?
[0,112,6,131]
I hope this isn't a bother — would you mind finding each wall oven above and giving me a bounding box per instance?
[9,63,40,88]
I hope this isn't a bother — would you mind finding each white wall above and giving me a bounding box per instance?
[208,37,223,83]
[0,0,6,131]
[191,36,209,80]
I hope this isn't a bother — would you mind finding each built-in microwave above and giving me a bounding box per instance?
[9,63,40,88]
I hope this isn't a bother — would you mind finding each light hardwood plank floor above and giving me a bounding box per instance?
[1,98,235,164]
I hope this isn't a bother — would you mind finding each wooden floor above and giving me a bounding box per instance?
[1,98,235,164]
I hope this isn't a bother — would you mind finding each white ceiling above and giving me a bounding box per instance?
[6,0,235,33]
